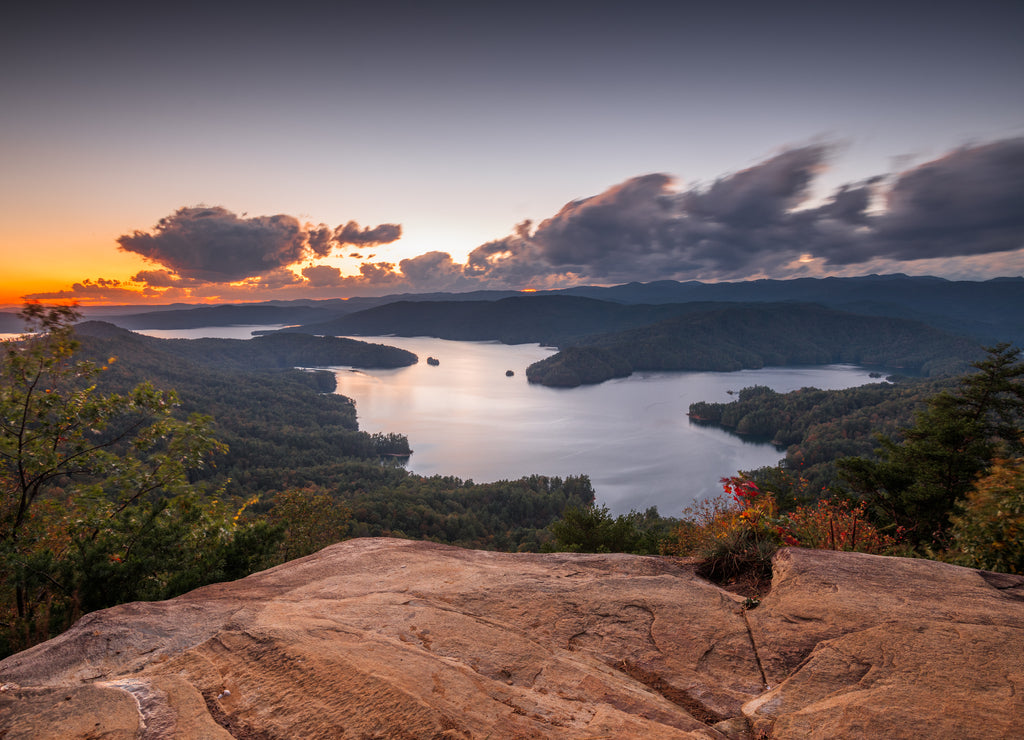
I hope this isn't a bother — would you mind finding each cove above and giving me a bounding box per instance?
[328,336,881,516]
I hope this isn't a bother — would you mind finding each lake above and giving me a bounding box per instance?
[135,325,291,340]
[325,336,882,516]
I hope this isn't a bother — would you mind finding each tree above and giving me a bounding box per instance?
[950,457,1024,573]
[0,303,259,654]
[266,486,351,562]
[548,504,672,554]
[839,344,1024,546]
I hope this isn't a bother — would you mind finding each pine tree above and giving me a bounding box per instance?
[839,343,1024,546]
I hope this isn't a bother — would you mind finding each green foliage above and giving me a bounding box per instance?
[949,457,1024,573]
[666,476,902,589]
[785,498,902,554]
[668,477,793,585]
[839,344,1024,546]
[71,325,591,555]
[0,304,278,657]
[527,303,981,387]
[71,324,412,500]
[266,486,352,562]
[526,347,632,387]
[343,474,597,552]
[547,504,674,554]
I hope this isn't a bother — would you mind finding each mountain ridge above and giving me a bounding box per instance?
[57,274,1024,346]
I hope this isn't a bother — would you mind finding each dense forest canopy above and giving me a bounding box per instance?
[551,344,1024,582]
[272,295,692,345]
[68,323,594,542]
[685,344,1024,545]
[526,303,980,387]
[0,307,599,654]
[3,279,1022,654]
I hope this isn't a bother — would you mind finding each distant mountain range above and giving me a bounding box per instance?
[560,275,1024,345]
[55,274,1022,347]
[258,286,990,386]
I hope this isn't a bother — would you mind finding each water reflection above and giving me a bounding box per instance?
[135,325,290,339]
[329,336,879,515]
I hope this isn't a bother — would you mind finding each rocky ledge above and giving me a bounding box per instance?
[1,538,1022,739]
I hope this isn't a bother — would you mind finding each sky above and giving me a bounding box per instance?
[2,0,1022,307]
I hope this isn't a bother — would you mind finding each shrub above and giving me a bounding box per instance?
[667,476,794,584]
[950,457,1024,574]
[666,476,903,589]
[785,498,902,554]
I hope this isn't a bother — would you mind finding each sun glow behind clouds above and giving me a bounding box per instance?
[10,135,1024,307]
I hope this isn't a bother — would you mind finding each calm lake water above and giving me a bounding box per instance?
[136,325,290,339]
[326,336,881,516]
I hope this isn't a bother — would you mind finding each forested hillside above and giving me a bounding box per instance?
[526,304,981,387]
[264,296,983,388]
[277,295,692,345]
[560,275,1024,345]
[95,275,1024,346]
[550,344,1023,582]
[687,377,949,496]
[103,302,348,330]
[77,320,417,372]
[2,310,597,655]
[71,323,592,549]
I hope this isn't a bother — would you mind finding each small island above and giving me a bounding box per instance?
[427,356,440,366]
[505,369,514,377]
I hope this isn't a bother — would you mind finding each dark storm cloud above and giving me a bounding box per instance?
[104,137,1024,301]
[118,207,402,283]
[464,138,1024,284]
[305,225,336,257]
[682,145,826,227]
[334,221,402,247]
[464,146,832,282]
[858,138,1024,262]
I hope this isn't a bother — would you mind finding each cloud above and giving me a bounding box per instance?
[23,278,178,303]
[463,147,834,283]
[131,269,208,288]
[43,137,1024,306]
[463,137,1024,284]
[118,206,401,283]
[249,267,305,289]
[682,145,827,227]
[334,221,402,247]
[398,251,472,291]
[356,262,402,285]
[301,264,343,287]
[860,138,1024,261]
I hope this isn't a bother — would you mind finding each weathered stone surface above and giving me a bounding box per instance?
[742,547,1024,739]
[0,539,1021,739]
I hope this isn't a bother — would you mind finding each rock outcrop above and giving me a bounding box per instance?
[0,538,1021,739]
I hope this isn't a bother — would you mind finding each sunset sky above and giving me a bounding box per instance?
[2,0,1022,307]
